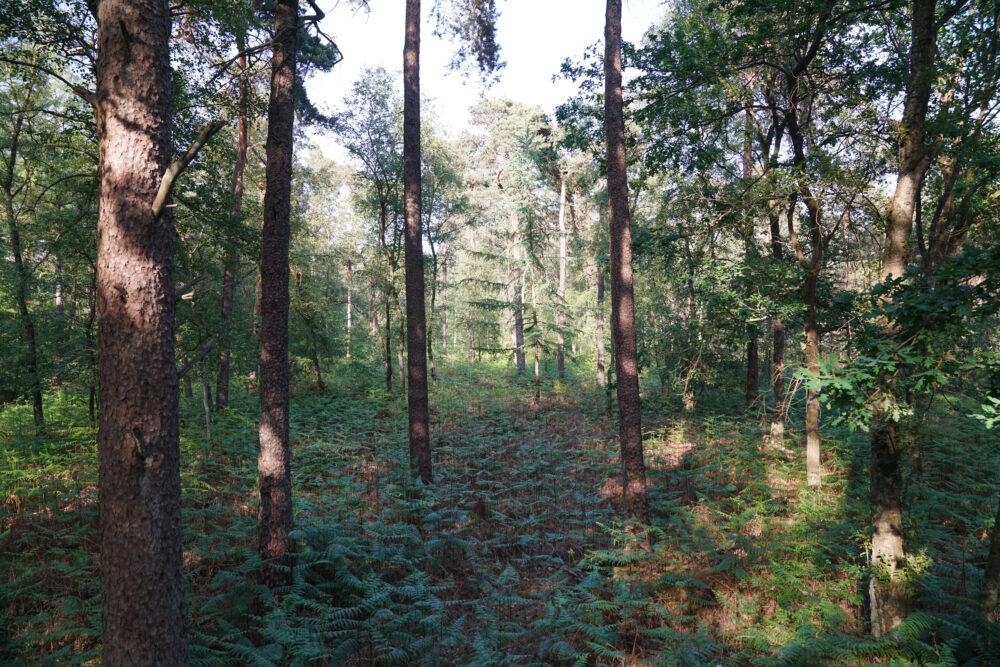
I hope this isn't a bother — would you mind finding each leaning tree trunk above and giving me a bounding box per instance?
[557,175,567,379]
[216,32,249,411]
[869,0,939,637]
[95,0,188,661]
[258,0,298,589]
[605,0,649,525]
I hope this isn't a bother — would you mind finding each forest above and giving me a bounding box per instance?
[1,0,999,664]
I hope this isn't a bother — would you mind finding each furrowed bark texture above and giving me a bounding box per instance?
[605,0,649,524]
[870,0,939,637]
[95,0,189,661]
[258,0,298,589]
[403,0,432,484]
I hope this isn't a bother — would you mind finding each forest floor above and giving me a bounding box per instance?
[1,359,998,665]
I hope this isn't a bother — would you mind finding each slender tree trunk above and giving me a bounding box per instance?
[533,309,541,401]
[216,34,249,411]
[605,0,649,524]
[441,261,448,356]
[557,175,567,379]
[869,0,939,636]
[803,270,821,488]
[467,309,474,363]
[397,299,406,396]
[2,118,44,427]
[202,360,212,439]
[427,255,437,381]
[982,493,1000,615]
[596,261,606,386]
[512,213,526,372]
[54,255,64,327]
[742,111,758,407]
[346,260,353,358]
[745,337,759,406]
[258,0,298,589]
[95,0,188,660]
[385,296,393,392]
[369,279,378,337]
[769,204,786,443]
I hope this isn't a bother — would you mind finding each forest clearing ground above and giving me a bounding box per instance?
[1,363,998,663]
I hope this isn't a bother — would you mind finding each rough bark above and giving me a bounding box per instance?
[869,0,939,636]
[95,0,188,661]
[258,0,298,589]
[605,0,649,524]
[557,175,567,379]
[404,0,432,484]
[216,36,249,411]
[596,261,606,386]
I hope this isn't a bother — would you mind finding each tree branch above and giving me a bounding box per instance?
[177,336,216,380]
[152,120,226,221]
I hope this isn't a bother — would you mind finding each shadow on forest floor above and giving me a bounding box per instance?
[1,361,998,664]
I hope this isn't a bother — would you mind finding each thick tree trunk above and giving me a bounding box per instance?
[557,175,567,379]
[605,0,649,525]
[596,261,606,386]
[403,0,432,484]
[2,118,44,427]
[95,0,188,661]
[258,0,298,589]
[216,35,249,412]
[869,0,939,636]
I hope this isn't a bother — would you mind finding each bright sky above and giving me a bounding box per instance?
[308,0,664,156]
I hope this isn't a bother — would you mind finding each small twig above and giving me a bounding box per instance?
[152,120,226,221]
